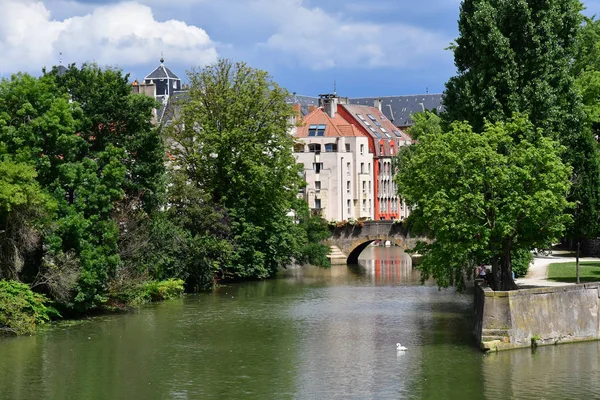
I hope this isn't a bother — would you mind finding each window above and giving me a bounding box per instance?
[315,181,321,191]
[367,114,377,121]
[315,199,321,209]
[308,143,321,152]
[293,143,305,152]
[369,181,371,193]
[380,145,384,153]
[363,199,367,211]
[308,124,327,136]
[392,130,402,138]
[347,162,351,176]
[347,199,351,214]
[357,114,366,121]
[347,181,351,193]
[325,143,337,152]
[345,143,351,152]
[313,162,323,173]
[360,144,365,155]
[361,162,365,174]
[362,181,366,193]
[374,121,382,127]
[368,163,371,173]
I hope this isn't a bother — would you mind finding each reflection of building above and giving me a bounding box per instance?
[291,94,412,221]
[359,246,415,285]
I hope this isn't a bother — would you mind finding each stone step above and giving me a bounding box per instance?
[482,329,509,337]
[482,335,509,342]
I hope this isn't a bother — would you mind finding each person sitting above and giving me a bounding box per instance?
[478,265,487,284]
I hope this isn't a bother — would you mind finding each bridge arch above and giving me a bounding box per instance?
[346,238,407,264]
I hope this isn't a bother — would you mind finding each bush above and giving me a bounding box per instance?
[144,279,185,301]
[106,278,185,310]
[512,248,533,278]
[0,280,60,335]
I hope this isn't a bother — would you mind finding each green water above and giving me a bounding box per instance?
[1,246,600,399]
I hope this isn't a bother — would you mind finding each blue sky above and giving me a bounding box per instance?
[2,0,600,97]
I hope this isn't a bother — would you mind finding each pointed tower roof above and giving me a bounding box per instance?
[145,57,180,80]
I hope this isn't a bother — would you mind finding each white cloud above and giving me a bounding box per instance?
[252,0,452,70]
[0,0,218,73]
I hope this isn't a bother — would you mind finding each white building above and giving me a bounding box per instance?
[292,99,374,221]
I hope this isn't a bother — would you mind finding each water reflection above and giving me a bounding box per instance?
[2,246,600,399]
[355,244,423,285]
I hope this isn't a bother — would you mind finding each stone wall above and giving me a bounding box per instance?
[474,283,600,351]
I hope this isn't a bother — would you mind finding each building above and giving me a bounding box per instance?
[289,93,444,130]
[292,97,374,221]
[292,94,413,222]
[143,57,182,97]
[337,99,412,220]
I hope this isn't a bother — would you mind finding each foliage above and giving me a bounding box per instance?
[0,159,55,280]
[293,200,331,267]
[444,0,584,137]
[547,261,600,283]
[0,65,164,313]
[144,279,185,301]
[166,59,304,280]
[0,280,59,335]
[443,0,600,275]
[396,116,572,290]
[106,278,185,310]
[510,248,533,278]
[407,111,443,141]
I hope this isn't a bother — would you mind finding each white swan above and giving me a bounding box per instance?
[396,343,407,351]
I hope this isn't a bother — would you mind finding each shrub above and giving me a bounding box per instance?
[107,278,185,310]
[144,279,185,301]
[512,248,533,278]
[0,280,60,335]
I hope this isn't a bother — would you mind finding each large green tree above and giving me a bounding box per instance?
[443,0,600,280]
[0,66,165,311]
[396,115,572,290]
[167,59,305,280]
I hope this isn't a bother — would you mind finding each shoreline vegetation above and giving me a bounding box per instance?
[0,60,330,335]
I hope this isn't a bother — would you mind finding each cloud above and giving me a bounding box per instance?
[251,0,453,70]
[0,0,218,74]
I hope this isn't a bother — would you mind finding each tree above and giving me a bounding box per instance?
[0,160,55,281]
[167,59,305,280]
[396,115,572,291]
[443,0,600,284]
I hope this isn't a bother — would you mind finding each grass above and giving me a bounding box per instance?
[547,261,600,283]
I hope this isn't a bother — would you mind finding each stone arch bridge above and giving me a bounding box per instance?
[326,221,421,264]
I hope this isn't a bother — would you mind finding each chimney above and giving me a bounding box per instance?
[319,94,338,119]
[373,98,382,112]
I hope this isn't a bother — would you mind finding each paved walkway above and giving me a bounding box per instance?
[516,252,600,288]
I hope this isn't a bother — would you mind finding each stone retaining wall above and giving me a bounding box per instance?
[473,283,600,351]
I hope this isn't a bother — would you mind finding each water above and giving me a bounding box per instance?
[1,246,600,399]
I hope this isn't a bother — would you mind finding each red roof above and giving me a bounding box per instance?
[294,107,366,138]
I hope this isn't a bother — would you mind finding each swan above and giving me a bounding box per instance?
[396,343,407,351]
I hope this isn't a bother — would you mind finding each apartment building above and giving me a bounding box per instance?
[292,98,374,221]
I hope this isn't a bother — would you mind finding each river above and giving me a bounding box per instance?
[2,246,600,399]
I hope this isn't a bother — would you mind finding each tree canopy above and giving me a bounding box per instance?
[397,115,572,290]
[166,59,324,281]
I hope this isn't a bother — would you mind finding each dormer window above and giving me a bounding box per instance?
[308,124,326,136]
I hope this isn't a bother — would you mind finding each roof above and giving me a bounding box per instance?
[286,94,319,116]
[287,94,444,127]
[341,103,412,156]
[349,94,444,127]
[145,64,180,81]
[294,107,364,138]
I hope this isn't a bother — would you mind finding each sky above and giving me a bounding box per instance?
[2,0,600,97]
